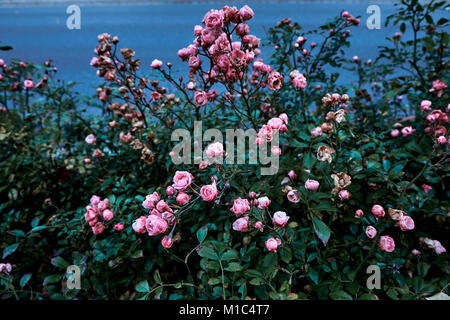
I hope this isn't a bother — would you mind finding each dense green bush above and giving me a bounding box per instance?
[0,0,448,300]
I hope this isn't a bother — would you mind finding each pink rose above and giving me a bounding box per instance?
[206,142,224,158]
[132,216,147,233]
[0,263,12,274]
[97,200,108,212]
[146,215,169,236]
[437,136,447,144]
[84,158,91,164]
[267,117,284,130]
[248,191,257,199]
[257,196,271,209]
[305,179,320,191]
[420,100,432,111]
[311,127,323,137]
[338,190,349,200]
[202,9,224,29]
[371,204,385,219]
[422,184,432,195]
[173,171,194,190]
[265,237,281,252]
[102,209,114,221]
[292,73,307,89]
[151,59,163,69]
[398,215,415,231]
[166,186,175,196]
[433,240,446,255]
[355,209,364,218]
[390,129,400,137]
[90,195,101,206]
[194,90,208,106]
[232,216,249,232]
[279,113,288,124]
[239,5,254,21]
[254,221,264,232]
[200,181,218,202]
[114,223,124,231]
[411,249,421,256]
[24,79,34,89]
[156,200,170,213]
[288,170,296,180]
[176,192,190,205]
[273,211,289,227]
[365,226,377,239]
[401,126,415,137]
[379,235,395,252]
[271,146,281,156]
[267,70,283,91]
[230,197,250,216]
[92,222,104,235]
[161,236,173,249]
[85,134,96,145]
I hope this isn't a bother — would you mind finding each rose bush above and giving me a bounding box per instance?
[0,0,448,300]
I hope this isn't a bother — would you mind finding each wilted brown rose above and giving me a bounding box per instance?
[141,146,155,164]
[334,109,347,124]
[330,172,351,194]
[130,139,144,150]
[287,189,300,203]
[388,208,405,221]
[317,145,335,163]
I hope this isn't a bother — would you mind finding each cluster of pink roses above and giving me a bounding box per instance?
[172,4,284,107]
[430,79,447,98]
[84,133,105,159]
[422,105,448,142]
[390,123,416,138]
[85,195,123,234]
[255,113,288,152]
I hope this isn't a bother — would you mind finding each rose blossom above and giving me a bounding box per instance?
[102,209,114,221]
[317,145,335,163]
[151,59,163,69]
[114,223,124,231]
[232,216,249,232]
[287,189,300,203]
[161,236,173,249]
[267,117,284,130]
[422,184,432,195]
[257,196,271,209]
[146,215,169,236]
[311,127,323,137]
[265,237,281,252]
[399,215,415,231]
[355,209,364,218]
[132,216,147,233]
[365,226,377,239]
[194,90,208,106]
[420,100,432,111]
[239,5,254,21]
[288,170,296,180]
[202,9,224,29]
[85,134,96,145]
[166,186,175,196]
[254,221,264,232]
[92,222,104,235]
[176,192,190,205]
[371,204,385,219]
[0,263,12,274]
[292,73,307,89]
[338,190,349,200]
[90,195,101,206]
[401,126,415,137]
[379,235,395,252]
[230,197,250,216]
[24,79,34,89]
[433,240,446,255]
[173,171,194,190]
[205,142,224,158]
[390,129,400,137]
[437,136,447,144]
[273,211,289,227]
[267,70,283,90]
[305,179,320,191]
[200,181,218,202]
[411,249,421,256]
[279,113,288,124]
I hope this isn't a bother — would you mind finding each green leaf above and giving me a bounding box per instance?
[312,217,331,245]
[224,262,242,272]
[308,268,319,284]
[2,243,19,259]
[135,280,150,292]
[28,226,48,233]
[196,226,208,243]
[154,270,162,285]
[20,273,32,288]
[330,290,353,300]
[198,247,219,260]
[51,256,69,269]
[221,250,239,261]
[8,230,26,238]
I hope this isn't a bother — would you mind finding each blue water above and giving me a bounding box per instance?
[0,2,420,97]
